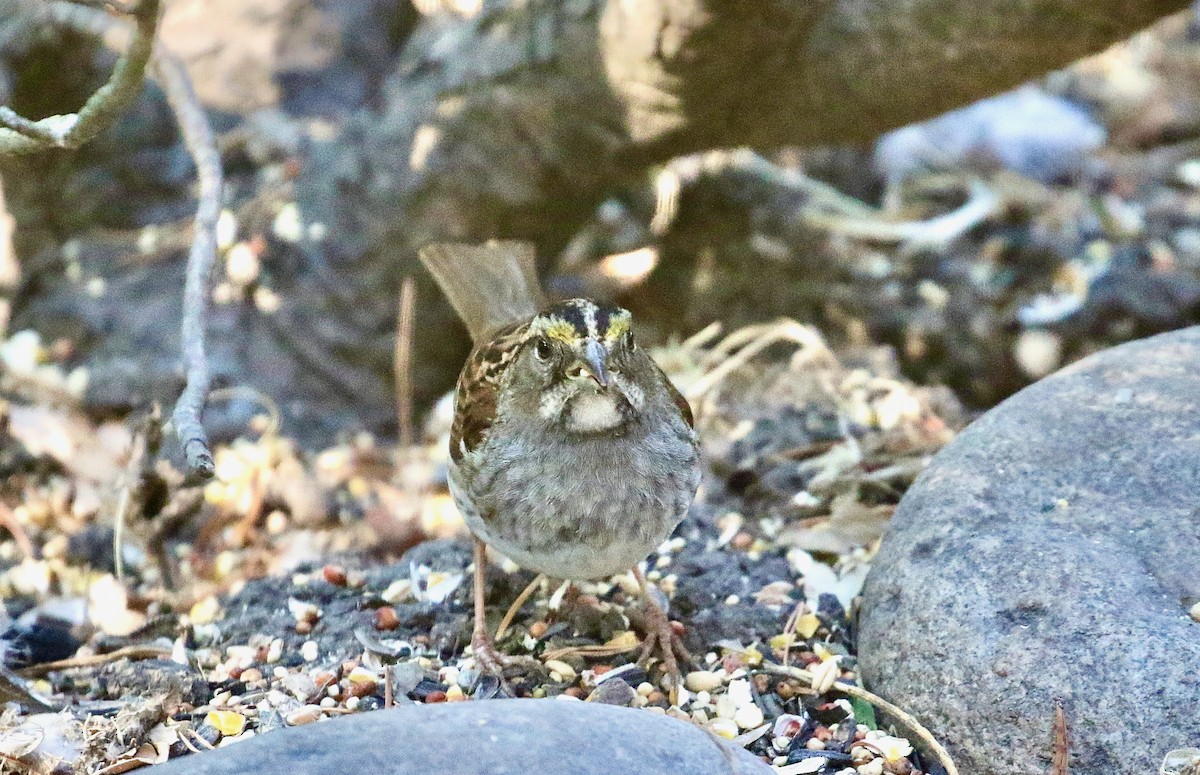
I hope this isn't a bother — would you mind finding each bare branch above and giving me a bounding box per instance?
[50,1,222,480]
[0,0,160,155]
[153,47,221,481]
[0,106,61,143]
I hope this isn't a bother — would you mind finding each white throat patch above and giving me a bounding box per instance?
[567,392,624,432]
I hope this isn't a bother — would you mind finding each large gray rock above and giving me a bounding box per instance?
[152,699,771,774]
[859,327,1200,774]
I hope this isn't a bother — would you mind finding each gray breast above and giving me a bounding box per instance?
[452,418,699,579]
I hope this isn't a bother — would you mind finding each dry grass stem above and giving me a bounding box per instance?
[395,276,417,450]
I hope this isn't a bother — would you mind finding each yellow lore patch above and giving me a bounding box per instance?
[535,316,579,343]
[605,314,631,340]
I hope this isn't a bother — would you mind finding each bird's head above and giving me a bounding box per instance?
[507,299,645,434]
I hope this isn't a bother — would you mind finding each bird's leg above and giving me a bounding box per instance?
[471,538,509,675]
[632,565,693,700]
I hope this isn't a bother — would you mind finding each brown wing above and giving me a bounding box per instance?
[656,363,694,428]
[449,322,527,463]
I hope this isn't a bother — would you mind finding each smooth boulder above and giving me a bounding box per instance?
[151,698,772,774]
[859,327,1200,774]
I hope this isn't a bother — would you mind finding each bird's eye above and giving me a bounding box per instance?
[533,337,552,361]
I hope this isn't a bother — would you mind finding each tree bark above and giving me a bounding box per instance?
[280,0,1185,438]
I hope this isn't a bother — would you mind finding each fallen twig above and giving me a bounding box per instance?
[0,0,159,155]
[17,645,172,678]
[1052,700,1070,775]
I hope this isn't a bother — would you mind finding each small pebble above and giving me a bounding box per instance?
[285,705,322,726]
[348,666,377,684]
[586,678,636,706]
[282,673,317,699]
[345,696,360,711]
[373,606,400,631]
[708,719,738,739]
[636,682,656,697]
[205,710,246,737]
[190,724,220,747]
[685,671,723,692]
[1191,601,1200,623]
[807,739,826,751]
[300,641,319,662]
[856,759,884,775]
[348,679,377,698]
[545,659,577,682]
[288,599,320,625]
[726,679,753,708]
[425,691,447,703]
[322,564,348,586]
[319,697,336,708]
[445,685,466,702]
[733,703,764,729]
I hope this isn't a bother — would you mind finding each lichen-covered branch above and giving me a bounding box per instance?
[0,0,160,155]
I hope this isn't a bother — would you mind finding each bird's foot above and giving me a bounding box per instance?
[632,571,693,703]
[470,630,512,676]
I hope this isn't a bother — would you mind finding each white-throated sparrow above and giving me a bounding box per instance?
[420,241,700,686]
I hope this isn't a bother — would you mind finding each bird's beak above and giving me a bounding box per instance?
[581,339,610,388]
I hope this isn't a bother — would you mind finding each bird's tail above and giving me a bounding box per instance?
[418,241,545,342]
